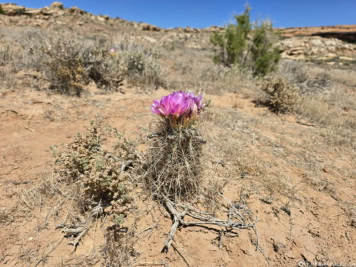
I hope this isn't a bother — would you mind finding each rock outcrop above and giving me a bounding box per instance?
[278,36,356,63]
[140,22,161,31]
[277,25,356,44]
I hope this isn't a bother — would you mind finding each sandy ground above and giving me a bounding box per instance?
[0,83,355,266]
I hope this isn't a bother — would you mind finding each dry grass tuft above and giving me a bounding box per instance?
[0,208,13,225]
[102,225,137,266]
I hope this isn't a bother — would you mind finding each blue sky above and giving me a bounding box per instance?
[8,0,356,29]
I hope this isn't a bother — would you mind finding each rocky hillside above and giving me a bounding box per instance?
[1,2,356,65]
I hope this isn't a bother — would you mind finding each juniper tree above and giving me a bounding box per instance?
[211,4,280,77]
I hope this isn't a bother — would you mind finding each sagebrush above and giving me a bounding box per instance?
[42,35,124,96]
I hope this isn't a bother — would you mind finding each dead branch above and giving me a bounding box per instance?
[68,228,88,251]
[162,198,257,253]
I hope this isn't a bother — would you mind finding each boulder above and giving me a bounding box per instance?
[1,4,26,16]
[184,26,192,33]
[50,2,64,9]
[68,6,85,15]
[141,23,161,31]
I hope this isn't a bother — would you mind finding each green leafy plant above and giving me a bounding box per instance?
[211,6,251,66]
[250,22,280,76]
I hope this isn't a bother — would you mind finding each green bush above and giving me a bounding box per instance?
[211,6,251,66]
[0,5,4,15]
[250,22,280,76]
[211,5,280,77]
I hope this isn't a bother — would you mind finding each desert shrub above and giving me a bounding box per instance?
[199,64,230,82]
[305,72,330,92]
[51,121,137,221]
[12,28,48,72]
[0,45,12,66]
[82,47,124,91]
[280,60,309,85]
[110,37,166,88]
[143,92,205,202]
[111,41,166,89]
[7,28,163,93]
[261,76,301,113]
[42,40,90,96]
[211,5,280,77]
[0,5,4,15]
[125,51,165,88]
[41,35,124,96]
[10,29,123,95]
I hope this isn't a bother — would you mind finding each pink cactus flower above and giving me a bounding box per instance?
[151,91,203,128]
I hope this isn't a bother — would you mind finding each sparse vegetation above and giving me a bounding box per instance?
[121,48,166,89]
[0,28,165,95]
[280,60,330,94]
[0,3,356,267]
